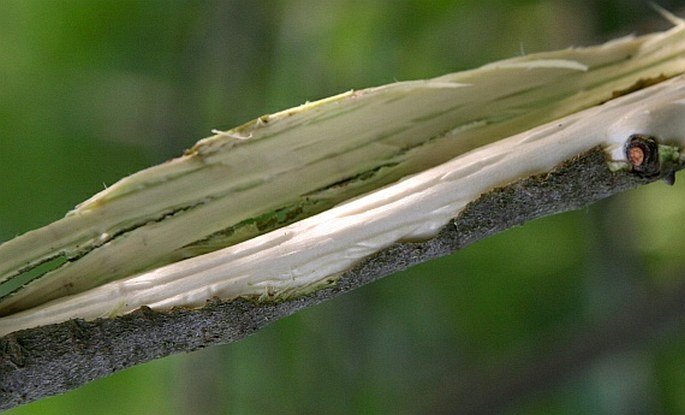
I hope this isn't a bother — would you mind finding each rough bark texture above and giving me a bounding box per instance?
[0,147,674,410]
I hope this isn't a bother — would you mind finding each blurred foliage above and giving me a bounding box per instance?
[3,0,685,414]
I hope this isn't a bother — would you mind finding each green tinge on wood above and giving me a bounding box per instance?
[2,23,685,315]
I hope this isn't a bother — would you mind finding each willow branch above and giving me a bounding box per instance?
[3,22,685,410]
[0,147,680,410]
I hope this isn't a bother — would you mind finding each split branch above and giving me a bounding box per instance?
[0,147,677,410]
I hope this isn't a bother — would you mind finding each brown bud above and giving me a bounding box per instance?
[625,134,660,178]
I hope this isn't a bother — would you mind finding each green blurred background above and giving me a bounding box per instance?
[3,1,685,413]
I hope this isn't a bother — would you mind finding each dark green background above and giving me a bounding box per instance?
[3,1,685,413]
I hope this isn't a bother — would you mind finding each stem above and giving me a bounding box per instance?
[2,74,685,335]
[0,145,678,410]
[3,23,685,314]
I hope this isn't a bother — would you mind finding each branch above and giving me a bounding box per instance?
[3,22,685,317]
[2,22,685,410]
[0,147,678,410]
